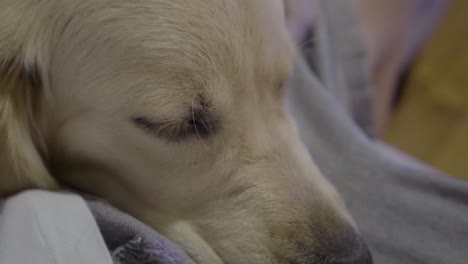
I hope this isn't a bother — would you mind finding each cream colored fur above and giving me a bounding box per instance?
[0,1,357,263]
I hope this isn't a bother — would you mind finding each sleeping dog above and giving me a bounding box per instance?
[0,0,372,263]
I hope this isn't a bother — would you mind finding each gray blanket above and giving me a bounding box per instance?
[88,199,193,264]
[88,1,468,263]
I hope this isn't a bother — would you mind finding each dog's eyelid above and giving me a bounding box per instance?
[132,94,217,142]
[132,112,216,142]
[132,117,159,132]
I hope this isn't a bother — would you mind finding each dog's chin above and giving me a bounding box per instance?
[163,226,261,264]
[146,218,224,264]
[140,212,269,264]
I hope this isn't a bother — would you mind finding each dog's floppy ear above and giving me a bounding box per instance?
[0,26,59,197]
[284,0,316,43]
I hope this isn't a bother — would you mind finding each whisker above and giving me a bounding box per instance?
[191,94,207,146]
[196,106,213,133]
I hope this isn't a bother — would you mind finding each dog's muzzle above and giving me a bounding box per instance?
[312,231,373,264]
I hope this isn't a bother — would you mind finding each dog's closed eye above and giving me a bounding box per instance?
[132,96,217,142]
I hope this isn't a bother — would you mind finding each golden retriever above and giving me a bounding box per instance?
[0,0,372,263]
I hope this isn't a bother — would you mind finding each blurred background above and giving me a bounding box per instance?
[353,0,467,180]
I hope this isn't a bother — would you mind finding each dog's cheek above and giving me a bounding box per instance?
[49,111,229,211]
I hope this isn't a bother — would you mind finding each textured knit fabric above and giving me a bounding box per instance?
[88,199,194,264]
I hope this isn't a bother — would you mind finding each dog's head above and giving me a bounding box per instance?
[0,0,371,263]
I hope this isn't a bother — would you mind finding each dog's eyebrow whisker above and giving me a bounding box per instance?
[201,117,213,134]
[195,106,214,134]
[200,95,216,134]
[191,94,206,145]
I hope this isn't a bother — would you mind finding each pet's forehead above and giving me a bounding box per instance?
[54,0,295,120]
[79,0,293,80]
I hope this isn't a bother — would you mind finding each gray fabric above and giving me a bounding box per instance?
[87,199,194,264]
[312,0,374,136]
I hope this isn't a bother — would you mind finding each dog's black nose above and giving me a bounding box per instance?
[327,246,372,264]
[319,232,373,264]
[313,232,373,264]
